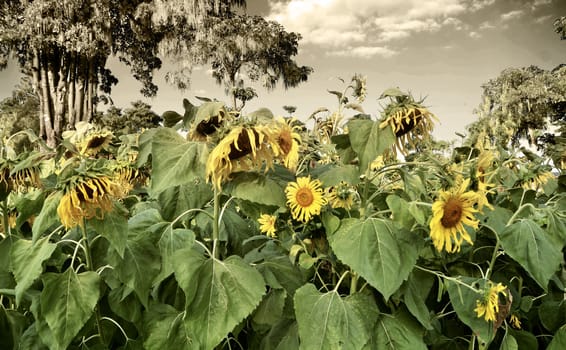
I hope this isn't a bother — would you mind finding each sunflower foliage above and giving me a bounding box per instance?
[0,80,565,350]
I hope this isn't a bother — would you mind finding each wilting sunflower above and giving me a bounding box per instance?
[379,90,437,155]
[509,314,521,329]
[285,176,326,222]
[76,129,113,156]
[258,214,277,238]
[474,281,507,322]
[429,178,480,253]
[326,181,356,210]
[206,125,273,189]
[270,118,301,171]
[57,175,122,229]
[188,111,225,141]
[522,170,555,191]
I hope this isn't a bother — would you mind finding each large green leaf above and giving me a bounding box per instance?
[403,270,434,330]
[294,284,379,350]
[15,189,45,230]
[10,237,56,305]
[88,204,128,258]
[347,119,395,172]
[157,179,213,222]
[143,303,198,349]
[154,227,195,285]
[373,313,427,350]
[137,128,160,166]
[149,128,209,194]
[32,192,62,242]
[40,270,100,350]
[107,209,163,307]
[548,326,566,350]
[314,165,361,187]
[500,219,562,290]
[0,305,27,350]
[173,247,266,349]
[259,319,299,350]
[501,334,518,350]
[445,277,494,345]
[226,172,286,207]
[328,218,418,300]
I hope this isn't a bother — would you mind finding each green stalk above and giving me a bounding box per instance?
[350,272,359,295]
[212,187,220,259]
[2,199,10,238]
[80,219,105,345]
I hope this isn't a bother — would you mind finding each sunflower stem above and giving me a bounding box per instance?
[212,187,220,259]
[415,265,481,293]
[486,239,501,280]
[80,219,106,345]
[349,272,359,295]
[1,199,10,238]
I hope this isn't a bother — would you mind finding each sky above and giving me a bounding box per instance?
[1,0,565,141]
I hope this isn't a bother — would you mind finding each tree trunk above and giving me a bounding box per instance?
[39,52,56,148]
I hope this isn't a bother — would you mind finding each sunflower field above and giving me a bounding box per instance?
[0,79,565,350]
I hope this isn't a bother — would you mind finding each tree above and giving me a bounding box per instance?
[93,100,161,135]
[183,14,313,110]
[555,16,566,40]
[0,0,244,147]
[467,65,566,148]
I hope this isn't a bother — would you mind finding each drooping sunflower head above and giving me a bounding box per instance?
[189,111,226,141]
[258,214,277,238]
[285,176,327,222]
[326,181,356,210]
[206,124,273,189]
[429,178,480,253]
[269,118,302,171]
[521,168,555,191]
[378,90,437,154]
[474,281,507,323]
[77,130,113,156]
[57,174,122,229]
[6,152,44,193]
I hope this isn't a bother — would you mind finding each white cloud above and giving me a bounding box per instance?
[479,21,495,30]
[531,0,552,10]
[469,31,481,39]
[535,15,553,24]
[467,0,496,12]
[328,46,399,59]
[501,10,524,22]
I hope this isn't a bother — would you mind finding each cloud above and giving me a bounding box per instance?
[469,31,481,39]
[478,21,495,30]
[328,46,399,58]
[501,10,524,22]
[467,0,495,12]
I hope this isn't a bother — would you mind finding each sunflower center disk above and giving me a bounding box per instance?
[440,198,463,228]
[296,188,314,207]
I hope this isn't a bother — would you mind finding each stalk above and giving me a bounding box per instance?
[212,187,220,259]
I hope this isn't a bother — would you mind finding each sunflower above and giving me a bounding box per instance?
[57,175,121,229]
[326,181,356,210]
[474,281,507,322]
[9,166,42,192]
[509,314,521,329]
[206,125,273,189]
[188,112,225,141]
[285,176,327,222]
[76,129,113,156]
[258,214,277,238]
[522,170,555,191]
[379,91,437,155]
[429,178,480,253]
[269,118,301,171]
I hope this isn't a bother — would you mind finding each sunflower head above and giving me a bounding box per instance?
[57,173,121,229]
[378,90,437,155]
[474,281,507,323]
[258,214,277,238]
[206,124,273,189]
[78,130,113,156]
[429,178,480,253]
[326,181,356,210]
[189,114,225,141]
[285,176,327,222]
[270,118,302,171]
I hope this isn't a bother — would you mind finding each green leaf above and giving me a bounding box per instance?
[193,101,226,126]
[255,256,305,296]
[294,284,379,350]
[403,270,434,330]
[143,303,197,349]
[108,285,143,324]
[0,305,27,350]
[484,206,513,235]
[445,277,494,345]
[507,329,538,350]
[173,248,266,349]
[253,289,287,327]
[107,209,162,307]
[154,227,195,285]
[149,128,209,194]
[226,172,286,207]
[538,300,566,332]
[386,195,415,228]
[259,319,299,350]
[88,204,128,258]
[18,323,49,350]
[501,334,518,350]
[347,119,395,172]
[328,218,418,300]
[15,190,45,230]
[500,219,562,290]
[40,270,100,350]
[315,165,360,187]
[137,128,159,166]
[157,179,213,222]
[548,326,566,350]
[10,237,56,305]
[32,192,63,242]
[373,313,427,350]
[162,110,183,128]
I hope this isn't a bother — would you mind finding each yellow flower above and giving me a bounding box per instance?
[509,314,521,329]
[270,118,301,171]
[370,156,385,172]
[429,179,479,253]
[286,176,326,222]
[9,166,42,192]
[57,176,121,229]
[522,170,555,191]
[258,214,277,238]
[206,125,273,189]
[474,282,507,322]
[77,130,113,156]
[188,113,225,141]
[326,181,355,210]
